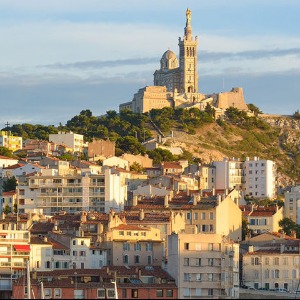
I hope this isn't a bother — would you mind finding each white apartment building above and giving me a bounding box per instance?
[0,131,22,152]
[0,225,30,298]
[167,233,239,299]
[49,131,84,153]
[210,158,243,190]
[243,157,277,199]
[0,155,19,177]
[284,185,300,224]
[17,171,126,215]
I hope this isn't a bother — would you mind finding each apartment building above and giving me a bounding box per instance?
[0,156,19,177]
[211,158,243,190]
[17,169,126,214]
[167,233,239,299]
[1,190,17,213]
[284,185,300,223]
[104,223,163,267]
[49,131,84,153]
[243,240,300,292]
[0,225,30,298]
[243,157,277,199]
[12,266,178,299]
[126,189,242,242]
[242,204,284,235]
[0,131,22,152]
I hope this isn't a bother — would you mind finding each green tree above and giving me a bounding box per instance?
[242,218,250,240]
[247,103,262,116]
[278,217,300,237]
[2,176,17,192]
[130,162,144,173]
[3,204,11,215]
[0,146,13,158]
[147,148,174,164]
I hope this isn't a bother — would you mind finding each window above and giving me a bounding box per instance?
[265,257,269,265]
[184,258,189,266]
[208,243,213,251]
[131,289,138,298]
[201,212,206,220]
[81,240,84,245]
[73,240,76,245]
[209,212,213,220]
[195,258,201,266]
[196,273,201,281]
[208,273,213,282]
[146,243,153,251]
[97,289,105,298]
[123,255,129,264]
[134,243,141,251]
[54,288,61,298]
[134,255,140,263]
[274,257,279,265]
[186,212,191,220]
[123,242,130,251]
[184,273,191,281]
[274,269,280,278]
[147,255,152,265]
[44,288,52,298]
[184,243,189,250]
[166,289,173,297]
[119,231,124,236]
[80,251,86,257]
[156,289,163,297]
[122,289,127,298]
[208,258,213,266]
[208,289,213,296]
[183,288,190,297]
[107,289,115,299]
[194,212,198,220]
[73,251,77,256]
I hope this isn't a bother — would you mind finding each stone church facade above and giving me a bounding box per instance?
[119,8,248,116]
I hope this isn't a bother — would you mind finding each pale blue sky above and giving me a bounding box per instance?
[0,0,300,126]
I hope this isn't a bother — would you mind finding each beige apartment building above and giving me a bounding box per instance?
[167,233,239,299]
[104,223,164,267]
[242,204,283,235]
[243,242,300,292]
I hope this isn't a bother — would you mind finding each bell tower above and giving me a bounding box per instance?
[178,8,199,94]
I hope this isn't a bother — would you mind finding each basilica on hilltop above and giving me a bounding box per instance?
[119,8,249,116]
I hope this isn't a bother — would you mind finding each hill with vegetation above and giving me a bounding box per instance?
[2,106,300,186]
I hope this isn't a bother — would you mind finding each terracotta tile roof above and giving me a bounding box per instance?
[47,237,69,250]
[2,190,16,196]
[30,222,54,234]
[3,163,25,169]
[0,155,16,160]
[161,161,182,169]
[111,224,151,231]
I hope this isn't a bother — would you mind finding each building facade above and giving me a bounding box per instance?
[167,233,239,299]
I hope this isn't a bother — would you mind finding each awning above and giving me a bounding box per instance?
[14,245,31,252]
[0,232,7,236]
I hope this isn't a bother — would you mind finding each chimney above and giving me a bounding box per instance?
[212,188,215,196]
[81,211,87,223]
[193,195,197,206]
[139,209,144,221]
[132,196,138,206]
[280,243,285,254]
[164,195,169,208]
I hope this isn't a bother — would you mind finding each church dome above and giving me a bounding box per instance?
[162,50,177,60]
[160,49,178,70]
